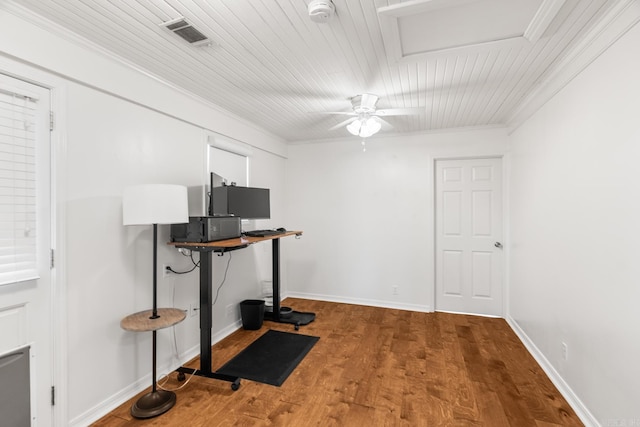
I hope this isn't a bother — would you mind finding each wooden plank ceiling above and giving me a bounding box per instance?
[10,0,617,142]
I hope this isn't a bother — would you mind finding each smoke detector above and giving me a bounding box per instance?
[308,0,335,23]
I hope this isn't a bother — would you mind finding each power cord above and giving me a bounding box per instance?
[213,251,232,306]
[166,250,200,275]
[166,265,197,275]
[157,368,196,392]
[157,251,232,390]
[156,251,199,392]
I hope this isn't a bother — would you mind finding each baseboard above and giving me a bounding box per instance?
[435,309,501,318]
[69,319,242,427]
[68,370,153,427]
[505,316,599,427]
[285,291,431,313]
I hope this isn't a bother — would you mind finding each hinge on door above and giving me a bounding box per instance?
[51,386,55,406]
[49,111,54,131]
[50,249,54,269]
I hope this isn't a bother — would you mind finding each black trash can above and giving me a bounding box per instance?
[240,299,265,330]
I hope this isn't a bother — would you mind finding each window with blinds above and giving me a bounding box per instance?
[0,88,39,285]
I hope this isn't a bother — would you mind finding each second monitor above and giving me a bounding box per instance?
[211,185,270,220]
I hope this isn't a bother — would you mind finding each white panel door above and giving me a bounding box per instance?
[435,158,503,316]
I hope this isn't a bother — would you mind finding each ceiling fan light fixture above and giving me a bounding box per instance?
[346,116,381,138]
[362,117,381,137]
[346,118,362,136]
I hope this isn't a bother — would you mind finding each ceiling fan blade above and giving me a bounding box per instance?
[312,111,356,116]
[374,107,422,116]
[328,117,357,131]
[377,117,394,131]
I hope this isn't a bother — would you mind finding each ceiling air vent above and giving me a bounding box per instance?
[161,17,210,46]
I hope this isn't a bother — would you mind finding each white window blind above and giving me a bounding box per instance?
[0,88,39,285]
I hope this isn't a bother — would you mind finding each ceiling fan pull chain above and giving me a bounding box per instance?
[361,139,366,152]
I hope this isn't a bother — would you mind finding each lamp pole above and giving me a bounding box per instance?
[151,224,159,319]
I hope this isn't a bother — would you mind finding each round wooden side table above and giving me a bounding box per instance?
[121,307,186,419]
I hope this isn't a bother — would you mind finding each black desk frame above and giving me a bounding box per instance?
[171,232,313,390]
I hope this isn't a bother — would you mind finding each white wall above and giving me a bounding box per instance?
[286,129,508,311]
[62,76,286,426]
[508,15,640,426]
[0,7,288,426]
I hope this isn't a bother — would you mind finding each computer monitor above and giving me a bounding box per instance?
[208,172,225,216]
[211,183,270,220]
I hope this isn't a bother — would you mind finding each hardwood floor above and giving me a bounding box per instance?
[93,299,583,426]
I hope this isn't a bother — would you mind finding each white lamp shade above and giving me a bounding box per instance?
[123,184,189,225]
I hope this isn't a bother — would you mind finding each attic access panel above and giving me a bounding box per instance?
[400,0,542,54]
[379,0,566,61]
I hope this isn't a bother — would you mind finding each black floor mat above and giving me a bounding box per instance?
[215,329,319,386]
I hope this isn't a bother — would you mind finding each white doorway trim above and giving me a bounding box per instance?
[50,83,68,427]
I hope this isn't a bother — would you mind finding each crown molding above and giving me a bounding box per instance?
[524,0,567,43]
[507,0,640,133]
[0,0,287,155]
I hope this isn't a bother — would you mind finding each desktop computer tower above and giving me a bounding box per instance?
[170,216,241,243]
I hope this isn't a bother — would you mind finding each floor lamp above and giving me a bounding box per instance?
[121,184,189,419]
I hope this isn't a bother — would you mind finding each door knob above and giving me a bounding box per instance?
[494,242,502,248]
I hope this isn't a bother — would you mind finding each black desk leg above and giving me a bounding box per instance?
[272,238,281,321]
[199,250,213,375]
[264,236,316,328]
[175,249,240,391]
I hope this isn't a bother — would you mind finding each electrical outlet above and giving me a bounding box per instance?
[393,285,399,295]
[226,304,235,319]
[561,342,568,361]
[162,264,171,278]
[189,302,199,317]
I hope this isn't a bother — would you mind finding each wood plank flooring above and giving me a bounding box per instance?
[93,299,583,426]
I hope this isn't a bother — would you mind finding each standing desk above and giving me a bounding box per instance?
[168,230,314,390]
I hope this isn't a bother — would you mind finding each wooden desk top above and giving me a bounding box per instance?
[167,230,302,249]
[121,308,186,332]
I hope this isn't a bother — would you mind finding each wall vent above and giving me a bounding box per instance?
[160,17,210,46]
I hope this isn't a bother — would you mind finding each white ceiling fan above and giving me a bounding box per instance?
[322,94,421,137]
